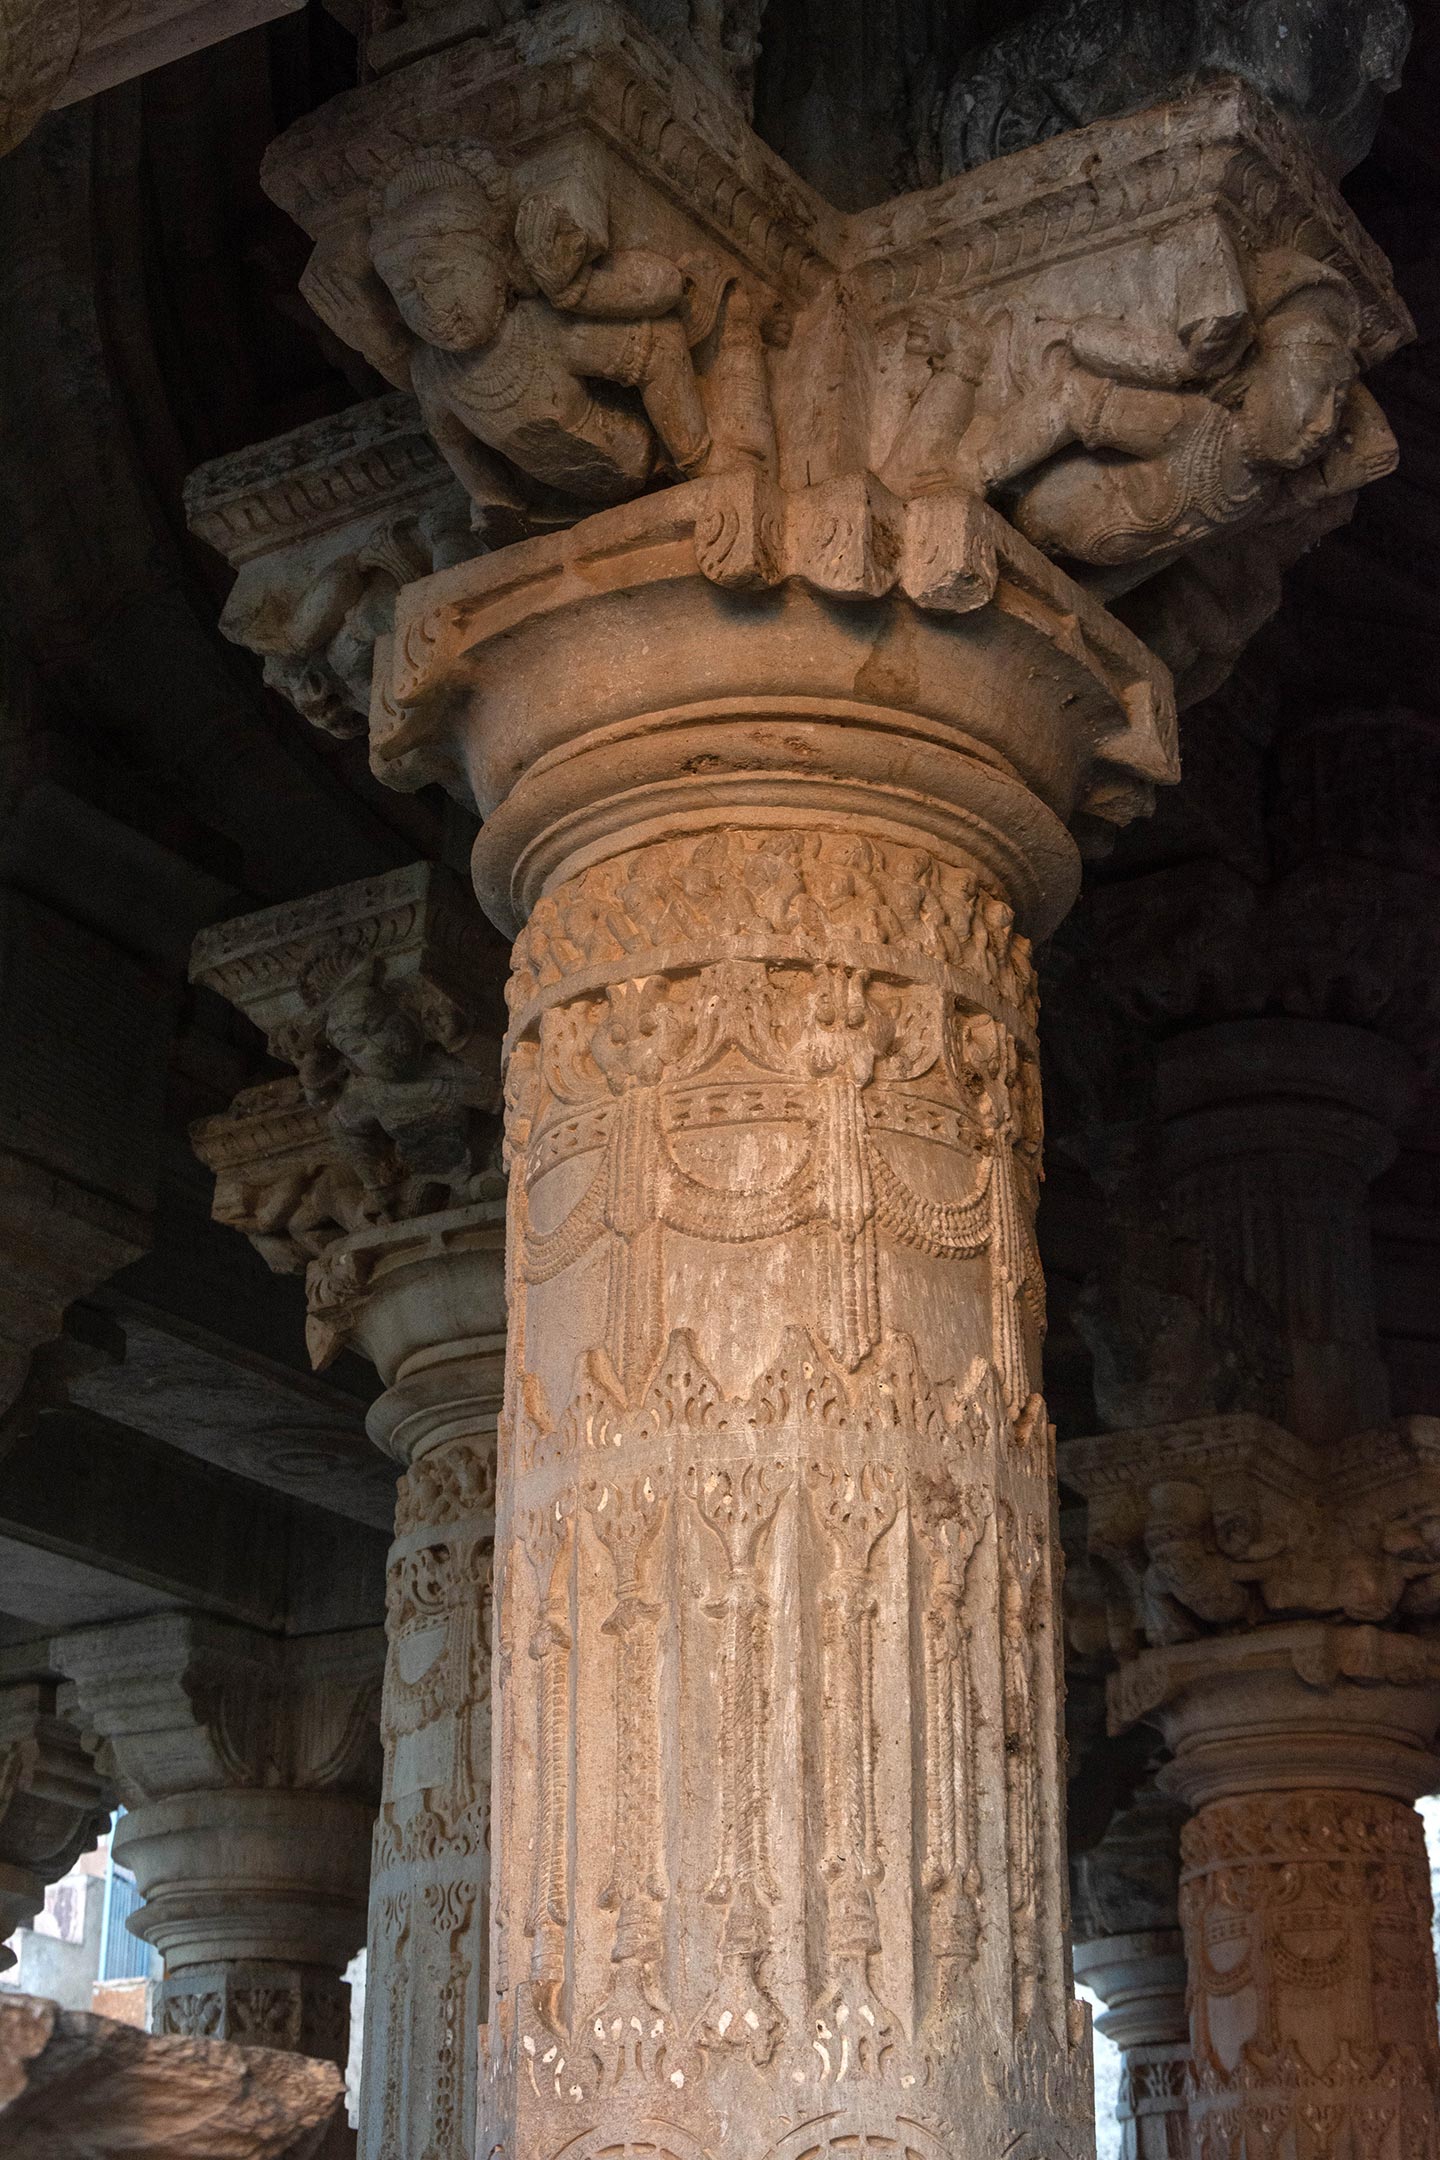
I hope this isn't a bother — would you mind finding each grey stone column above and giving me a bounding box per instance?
[56,1614,382,2066]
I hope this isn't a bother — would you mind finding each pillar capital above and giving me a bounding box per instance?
[1110,1622,1440,1808]
[0,1668,111,1968]
[1065,1410,1440,1658]
[183,395,472,744]
[54,1614,383,2064]
[190,861,505,1376]
[54,1611,383,1807]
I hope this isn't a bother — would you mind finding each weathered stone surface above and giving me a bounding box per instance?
[256,3,1405,679]
[0,1989,348,2160]
[185,396,474,742]
[184,14,1417,2160]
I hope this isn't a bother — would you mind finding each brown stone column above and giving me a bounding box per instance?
[190,866,509,2160]
[1131,1629,1440,2160]
[1065,1402,1440,2159]
[199,11,1405,2154]
[345,1221,506,2160]
[1154,1018,1415,1445]
[1072,1789,1192,2160]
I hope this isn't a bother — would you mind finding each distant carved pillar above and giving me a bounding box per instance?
[54,1614,383,2065]
[1066,1404,1440,2156]
[1072,1788,1192,2160]
[189,865,507,2160]
[0,1662,110,1966]
[198,10,1405,2156]
[1154,1018,1416,1445]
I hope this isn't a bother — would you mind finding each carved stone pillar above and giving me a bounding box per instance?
[1072,1788,1192,2160]
[54,1614,383,2065]
[1154,1018,1416,1445]
[204,10,1405,2156]
[190,864,507,2160]
[0,1661,111,1966]
[1066,1417,1440,2156]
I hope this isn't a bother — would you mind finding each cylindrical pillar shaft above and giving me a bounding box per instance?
[1181,1790,1439,2159]
[1156,1019,1416,1444]
[1128,1631,1440,2158]
[341,1214,508,2160]
[485,822,1089,2160]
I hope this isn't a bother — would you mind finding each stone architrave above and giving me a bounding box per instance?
[192,863,509,2160]
[215,12,1406,2158]
[0,1662,111,1966]
[54,1614,383,2067]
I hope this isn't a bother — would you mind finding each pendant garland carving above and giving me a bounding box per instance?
[512,832,1045,1419]
[483,825,1085,2160]
[693,1462,788,2066]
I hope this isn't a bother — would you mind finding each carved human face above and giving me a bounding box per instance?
[372,218,508,353]
[1243,333,1356,471]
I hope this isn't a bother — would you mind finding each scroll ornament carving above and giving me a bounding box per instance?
[692,1460,788,2065]
[489,1320,1071,2113]
[912,1481,989,2004]
[807,1461,902,2076]
[585,1475,672,2089]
